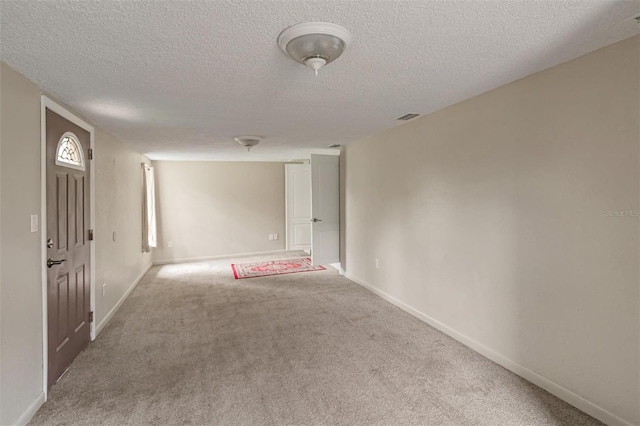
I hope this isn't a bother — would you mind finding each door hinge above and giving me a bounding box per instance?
[88,148,93,160]
[89,311,94,323]
[88,229,94,241]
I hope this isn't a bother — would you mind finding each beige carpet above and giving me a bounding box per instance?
[31,252,601,425]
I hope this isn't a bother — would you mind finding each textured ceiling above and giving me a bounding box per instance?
[1,1,638,161]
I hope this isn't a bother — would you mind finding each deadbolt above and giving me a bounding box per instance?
[47,238,54,248]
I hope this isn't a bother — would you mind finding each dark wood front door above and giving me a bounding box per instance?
[46,108,91,389]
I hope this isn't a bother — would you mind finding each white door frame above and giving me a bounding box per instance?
[40,95,96,399]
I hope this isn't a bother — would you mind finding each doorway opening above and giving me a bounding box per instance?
[285,155,340,266]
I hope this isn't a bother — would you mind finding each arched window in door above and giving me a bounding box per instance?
[55,132,85,170]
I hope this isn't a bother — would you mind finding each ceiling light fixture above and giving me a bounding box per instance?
[278,22,352,76]
[234,136,263,152]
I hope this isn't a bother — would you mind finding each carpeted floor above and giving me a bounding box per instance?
[31,252,601,425]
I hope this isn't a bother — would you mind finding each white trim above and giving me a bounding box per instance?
[153,250,287,265]
[343,272,634,426]
[40,95,96,400]
[14,392,45,426]
[329,262,344,275]
[95,263,153,337]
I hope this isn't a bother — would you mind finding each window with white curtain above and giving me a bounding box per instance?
[142,163,157,252]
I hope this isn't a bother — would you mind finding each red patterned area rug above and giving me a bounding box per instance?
[231,257,325,279]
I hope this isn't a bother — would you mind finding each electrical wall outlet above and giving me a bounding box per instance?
[269,234,274,240]
[167,240,173,248]
[375,258,379,269]
[273,233,278,240]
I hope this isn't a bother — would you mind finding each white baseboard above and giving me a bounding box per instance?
[14,391,45,426]
[344,272,632,426]
[329,263,345,275]
[95,263,153,337]
[153,250,287,265]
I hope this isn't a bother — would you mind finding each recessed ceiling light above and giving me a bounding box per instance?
[278,22,352,76]
[234,136,263,152]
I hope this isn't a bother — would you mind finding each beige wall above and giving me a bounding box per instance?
[0,62,43,426]
[94,129,153,329]
[153,161,286,263]
[0,62,153,425]
[343,36,639,425]
[0,58,2,426]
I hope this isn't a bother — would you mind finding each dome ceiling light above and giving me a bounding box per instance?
[277,22,352,76]
[234,136,263,152]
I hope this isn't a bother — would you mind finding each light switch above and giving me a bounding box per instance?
[30,215,38,233]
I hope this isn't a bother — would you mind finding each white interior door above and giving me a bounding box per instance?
[311,154,340,266]
[285,164,311,252]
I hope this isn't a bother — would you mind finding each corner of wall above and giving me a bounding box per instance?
[13,392,45,426]
[343,271,635,426]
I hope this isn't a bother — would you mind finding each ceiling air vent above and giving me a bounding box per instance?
[397,113,420,121]
[327,144,341,148]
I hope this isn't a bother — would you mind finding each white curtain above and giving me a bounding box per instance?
[142,163,157,252]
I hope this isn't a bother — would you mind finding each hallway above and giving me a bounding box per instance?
[31,253,600,425]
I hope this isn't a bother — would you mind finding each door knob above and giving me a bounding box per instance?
[47,258,66,268]
[312,218,322,222]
